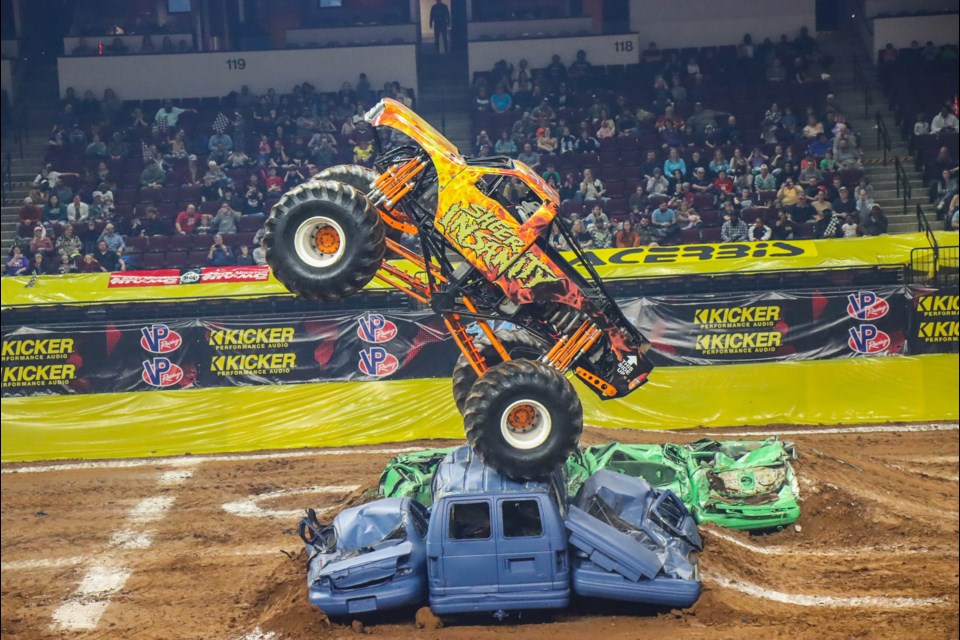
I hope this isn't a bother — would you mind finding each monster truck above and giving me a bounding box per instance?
[264,98,653,479]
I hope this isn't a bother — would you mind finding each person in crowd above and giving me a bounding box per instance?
[154,99,196,133]
[140,159,167,189]
[56,224,83,268]
[93,240,120,271]
[637,215,660,246]
[253,239,268,266]
[831,186,856,215]
[721,211,749,242]
[570,219,593,248]
[212,205,242,235]
[28,252,52,275]
[44,194,69,223]
[176,204,201,234]
[78,252,106,273]
[29,226,54,258]
[841,213,860,238]
[67,194,89,223]
[234,244,255,266]
[651,200,678,241]
[18,197,43,238]
[5,245,30,276]
[931,105,959,134]
[861,204,888,236]
[748,215,772,241]
[578,168,606,202]
[207,234,234,266]
[98,223,125,253]
[615,219,641,247]
[517,142,541,170]
[590,218,614,249]
[771,210,796,240]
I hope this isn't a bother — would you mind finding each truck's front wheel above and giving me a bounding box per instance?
[463,359,582,480]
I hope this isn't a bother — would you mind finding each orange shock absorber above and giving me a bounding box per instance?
[545,321,602,371]
[372,157,426,209]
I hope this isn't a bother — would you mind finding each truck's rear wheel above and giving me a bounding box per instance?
[451,330,546,414]
[463,359,582,480]
[264,180,385,301]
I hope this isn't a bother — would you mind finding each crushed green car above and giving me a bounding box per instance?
[378,448,455,506]
[681,439,800,531]
[382,439,800,531]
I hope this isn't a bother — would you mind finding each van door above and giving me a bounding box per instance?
[434,499,498,596]
[495,497,554,593]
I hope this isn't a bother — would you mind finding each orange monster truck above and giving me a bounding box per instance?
[263,98,653,479]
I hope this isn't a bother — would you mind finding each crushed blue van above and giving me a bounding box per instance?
[300,446,701,619]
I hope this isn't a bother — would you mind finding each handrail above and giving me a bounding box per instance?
[894,156,912,216]
[851,54,873,119]
[875,110,891,166]
[3,151,11,193]
[915,203,940,278]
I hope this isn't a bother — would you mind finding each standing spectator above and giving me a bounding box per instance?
[207,234,234,266]
[154,99,196,133]
[429,0,450,54]
[721,212,749,242]
[5,246,31,276]
[176,204,201,234]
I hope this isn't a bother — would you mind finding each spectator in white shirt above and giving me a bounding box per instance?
[67,194,89,222]
[931,106,959,134]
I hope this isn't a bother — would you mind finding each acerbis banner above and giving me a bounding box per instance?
[2,233,952,308]
[2,286,953,397]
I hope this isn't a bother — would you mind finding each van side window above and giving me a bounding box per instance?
[502,499,544,538]
[449,501,491,540]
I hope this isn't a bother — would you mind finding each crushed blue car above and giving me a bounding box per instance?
[568,470,701,607]
[299,497,429,617]
[301,446,701,619]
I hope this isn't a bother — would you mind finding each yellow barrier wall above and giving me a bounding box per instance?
[2,354,956,462]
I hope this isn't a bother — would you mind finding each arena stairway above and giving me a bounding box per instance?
[1,64,61,248]
[815,31,926,234]
[415,50,473,152]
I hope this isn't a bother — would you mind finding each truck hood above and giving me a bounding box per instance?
[314,541,414,589]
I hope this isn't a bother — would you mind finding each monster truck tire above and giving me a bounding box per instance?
[451,330,547,414]
[313,164,378,195]
[263,180,385,302]
[464,359,582,480]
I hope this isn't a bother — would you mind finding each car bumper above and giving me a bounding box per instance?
[429,587,570,615]
[308,575,426,617]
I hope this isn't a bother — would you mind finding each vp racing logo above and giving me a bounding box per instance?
[356,314,398,343]
[848,324,891,354]
[142,357,184,387]
[358,347,399,377]
[140,324,183,354]
[846,291,889,321]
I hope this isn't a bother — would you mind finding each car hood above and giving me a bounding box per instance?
[312,541,415,589]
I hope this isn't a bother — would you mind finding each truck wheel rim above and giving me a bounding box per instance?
[295,215,345,268]
[500,399,551,450]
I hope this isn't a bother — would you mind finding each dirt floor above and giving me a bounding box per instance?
[1,422,958,640]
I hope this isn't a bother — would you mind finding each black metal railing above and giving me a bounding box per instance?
[851,54,873,119]
[893,156,913,216]
[3,151,11,193]
[875,110,891,166]
[905,203,958,287]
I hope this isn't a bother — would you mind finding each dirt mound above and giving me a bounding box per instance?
[245,548,334,638]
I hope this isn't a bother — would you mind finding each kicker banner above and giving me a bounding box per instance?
[2,286,954,397]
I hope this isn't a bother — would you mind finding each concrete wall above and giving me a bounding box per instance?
[62,33,194,56]
[871,13,960,50]
[286,24,417,46]
[629,0,815,48]
[864,0,958,18]
[1,58,13,103]
[57,44,419,100]
[468,33,639,79]
[467,17,594,40]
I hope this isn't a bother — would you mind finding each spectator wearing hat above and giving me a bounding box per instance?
[18,198,43,238]
[832,186,856,215]
[88,191,107,220]
[29,226,54,258]
[721,211,749,242]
